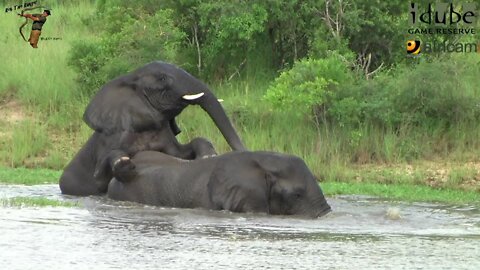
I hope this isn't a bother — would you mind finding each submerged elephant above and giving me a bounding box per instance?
[108,151,331,218]
[59,62,246,196]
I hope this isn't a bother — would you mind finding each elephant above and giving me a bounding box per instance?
[107,151,331,218]
[59,61,246,196]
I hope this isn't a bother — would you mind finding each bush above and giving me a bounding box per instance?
[264,54,353,121]
[351,55,480,129]
[389,56,480,127]
[273,54,480,130]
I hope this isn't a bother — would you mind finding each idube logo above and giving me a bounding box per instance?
[409,3,476,26]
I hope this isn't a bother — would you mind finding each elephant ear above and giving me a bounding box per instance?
[83,85,161,134]
[208,155,270,213]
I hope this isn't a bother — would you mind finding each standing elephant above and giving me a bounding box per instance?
[59,61,246,196]
[108,151,331,218]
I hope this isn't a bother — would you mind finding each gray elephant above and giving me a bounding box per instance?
[59,62,246,196]
[108,151,331,218]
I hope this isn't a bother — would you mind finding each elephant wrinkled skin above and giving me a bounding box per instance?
[108,151,331,218]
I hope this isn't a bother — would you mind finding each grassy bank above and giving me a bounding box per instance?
[0,196,79,207]
[325,182,480,204]
[0,166,478,204]
[0,167,60,185]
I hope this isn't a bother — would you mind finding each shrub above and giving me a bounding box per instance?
[390,56,480,127]
[264,54,353,122]
[351,55,480,129]
[310,54,480,129]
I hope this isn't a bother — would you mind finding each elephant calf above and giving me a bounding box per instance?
[107,151,331,218]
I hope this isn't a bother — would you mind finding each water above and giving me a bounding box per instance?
[1,185,479,270]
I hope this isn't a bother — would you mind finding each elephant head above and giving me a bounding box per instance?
[208,152,331,218]
[83,61,246,151]
[262,155,331,218]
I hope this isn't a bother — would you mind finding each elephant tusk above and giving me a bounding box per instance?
[182,92,204,100]
[217,99,224,102]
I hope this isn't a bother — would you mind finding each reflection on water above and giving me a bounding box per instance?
[0,185,479,270]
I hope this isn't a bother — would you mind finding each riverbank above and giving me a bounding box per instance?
[1,165,478,204]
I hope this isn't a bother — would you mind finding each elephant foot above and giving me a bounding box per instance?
[190,137,217,159]
[112,157,137,182]
[200,154,217,159]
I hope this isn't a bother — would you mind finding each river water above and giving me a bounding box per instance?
[0,184,479,270]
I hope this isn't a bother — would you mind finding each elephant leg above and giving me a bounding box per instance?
[161,137,217,160]
[102,129,217,163]
[138,125,214,160]
[189,137,217,159]
[93,131,149,181]
[59,161,100,195]
[101,149,136,183]
[59,133,108,195]
[111,156,137,182]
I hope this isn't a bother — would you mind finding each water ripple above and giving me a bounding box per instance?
[0,184,479,270]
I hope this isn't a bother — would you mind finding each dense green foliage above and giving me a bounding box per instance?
[1,0,479,197]
[266,54,480,129]
[264,54,353,120]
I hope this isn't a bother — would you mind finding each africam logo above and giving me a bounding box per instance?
[406,40,479,55]
[407,40,421,54]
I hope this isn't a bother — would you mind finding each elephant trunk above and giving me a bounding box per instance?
[310,197,331,218]
[315,202,332,218]
[296,194,331,218]
[198,93,246,151]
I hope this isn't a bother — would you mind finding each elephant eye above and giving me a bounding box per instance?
[292,189,304,199]
[158,75,168,82]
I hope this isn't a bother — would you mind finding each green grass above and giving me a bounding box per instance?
[1,196,79,207]
[8,120,49,167]
[323,182,480,204]
[0,167,60,185]
[446,167,477,189]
